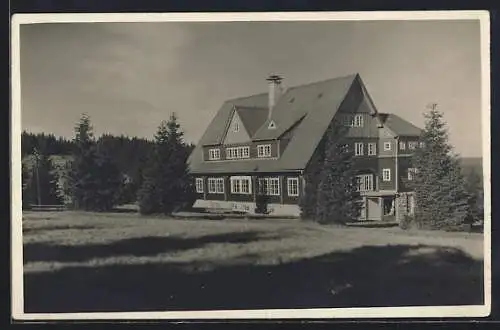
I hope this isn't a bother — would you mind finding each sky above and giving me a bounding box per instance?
[19,19,483,157]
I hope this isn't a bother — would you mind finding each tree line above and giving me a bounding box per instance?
[22,106,484,231]
[22,113,195,214]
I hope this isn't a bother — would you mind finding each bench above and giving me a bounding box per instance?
[29,204,67,212]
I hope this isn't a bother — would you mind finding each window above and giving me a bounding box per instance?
[354,114,364,127]
[367,143,377,156]
[287,178,299,197]
[208,148,220,160]
[340,144,349,153]
[355,142,364,156]
[232,121,239,132]
[208,178,224,194]
[356,174,374,192]
[268,120,276,129]
[419,141,425,148]
[399,141,406,150]
[408,141,418,150]
[242,146,250,158]
[257,144,272,158]
[258,177,280,196]
[407,168,418,181]
[226,146,250,159]
[230,176,252,194]
[382,168,391,182]
[195,178,204,193]
[342,114,364,127]
[384,142,392,151]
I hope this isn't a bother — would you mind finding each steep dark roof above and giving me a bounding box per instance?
[252,74,357,140]
[235,106,269,137]
[379,113,422,137]
[188,74,359,173]
[196,93,268,146]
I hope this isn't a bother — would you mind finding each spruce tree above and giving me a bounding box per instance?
[314,118,361,224]
[69,113,122,211]
[24,149,63,206]
[411,105,469,230]
[21,161,31,210]
[464,169,484,224]
[138,113,194,215]
[299,117,361,224]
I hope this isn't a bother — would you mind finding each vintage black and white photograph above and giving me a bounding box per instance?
[11,11,490,319]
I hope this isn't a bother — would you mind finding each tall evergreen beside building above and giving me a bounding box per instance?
[411,106,469,230]
[138,113,194,215]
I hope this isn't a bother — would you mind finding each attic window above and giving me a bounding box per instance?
[268,120,277,129]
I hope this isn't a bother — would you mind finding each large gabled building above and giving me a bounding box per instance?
[188,73,423,221]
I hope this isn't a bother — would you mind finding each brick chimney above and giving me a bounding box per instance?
[266,74,283,119]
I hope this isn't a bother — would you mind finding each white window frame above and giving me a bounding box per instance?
[384,141,392,151]
[354,142,364,156]
[399,141,406,150]
[419,141,425,148]
[208,178,224,194]
[287,178,299,197]
[195,178,204,193]
[407,168,418,181]
[382,168,391,182]
[408,141,418,150]
[354,114,363,127]
[258,177,280,196]
[208,148,220,160]
[232,121,240,132]
[367,143,376,156]
[257,144,272,158]
[226,146,250,160]
[230,176,252,195]
[355,174,374,192]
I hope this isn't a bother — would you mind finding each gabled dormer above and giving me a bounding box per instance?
[221,106,252,145]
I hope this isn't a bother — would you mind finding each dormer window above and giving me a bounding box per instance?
[232,121,240,132]
[257,144,272,158]
[342,114,364,127]
[268,120,276,129]
[208,148,221,160]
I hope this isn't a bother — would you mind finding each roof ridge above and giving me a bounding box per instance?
[227,92,268,102]
[225,73,359,103]
[285,73,358,91]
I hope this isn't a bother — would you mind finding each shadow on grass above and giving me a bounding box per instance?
[24,244,484,313]
[24,231,274,263]
[23,225,97,234]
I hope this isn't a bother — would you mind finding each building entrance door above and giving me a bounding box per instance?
[382,196,396,222]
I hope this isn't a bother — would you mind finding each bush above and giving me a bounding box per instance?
[399,215,414,230]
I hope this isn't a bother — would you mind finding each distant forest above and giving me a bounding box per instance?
[21,131,195,201]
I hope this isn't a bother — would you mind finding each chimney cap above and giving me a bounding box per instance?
[266,74,283,83]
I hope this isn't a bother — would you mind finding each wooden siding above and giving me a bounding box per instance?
[378,157,396,191]
[194,173,301,205]
[202,140,279,161]
[398,156,415,192]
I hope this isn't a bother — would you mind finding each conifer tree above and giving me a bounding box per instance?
[69,113,122,211]
[24,149,63,206]
[21,161,31,209]
[464,169,484,224]
[411,104,469,230]
[138,113,194,215]
[314,119,361,224]
[299,118,361,224]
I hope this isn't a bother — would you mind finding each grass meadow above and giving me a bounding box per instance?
[22,211,484,313]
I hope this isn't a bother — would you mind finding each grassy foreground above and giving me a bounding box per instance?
[22,211,484,313]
